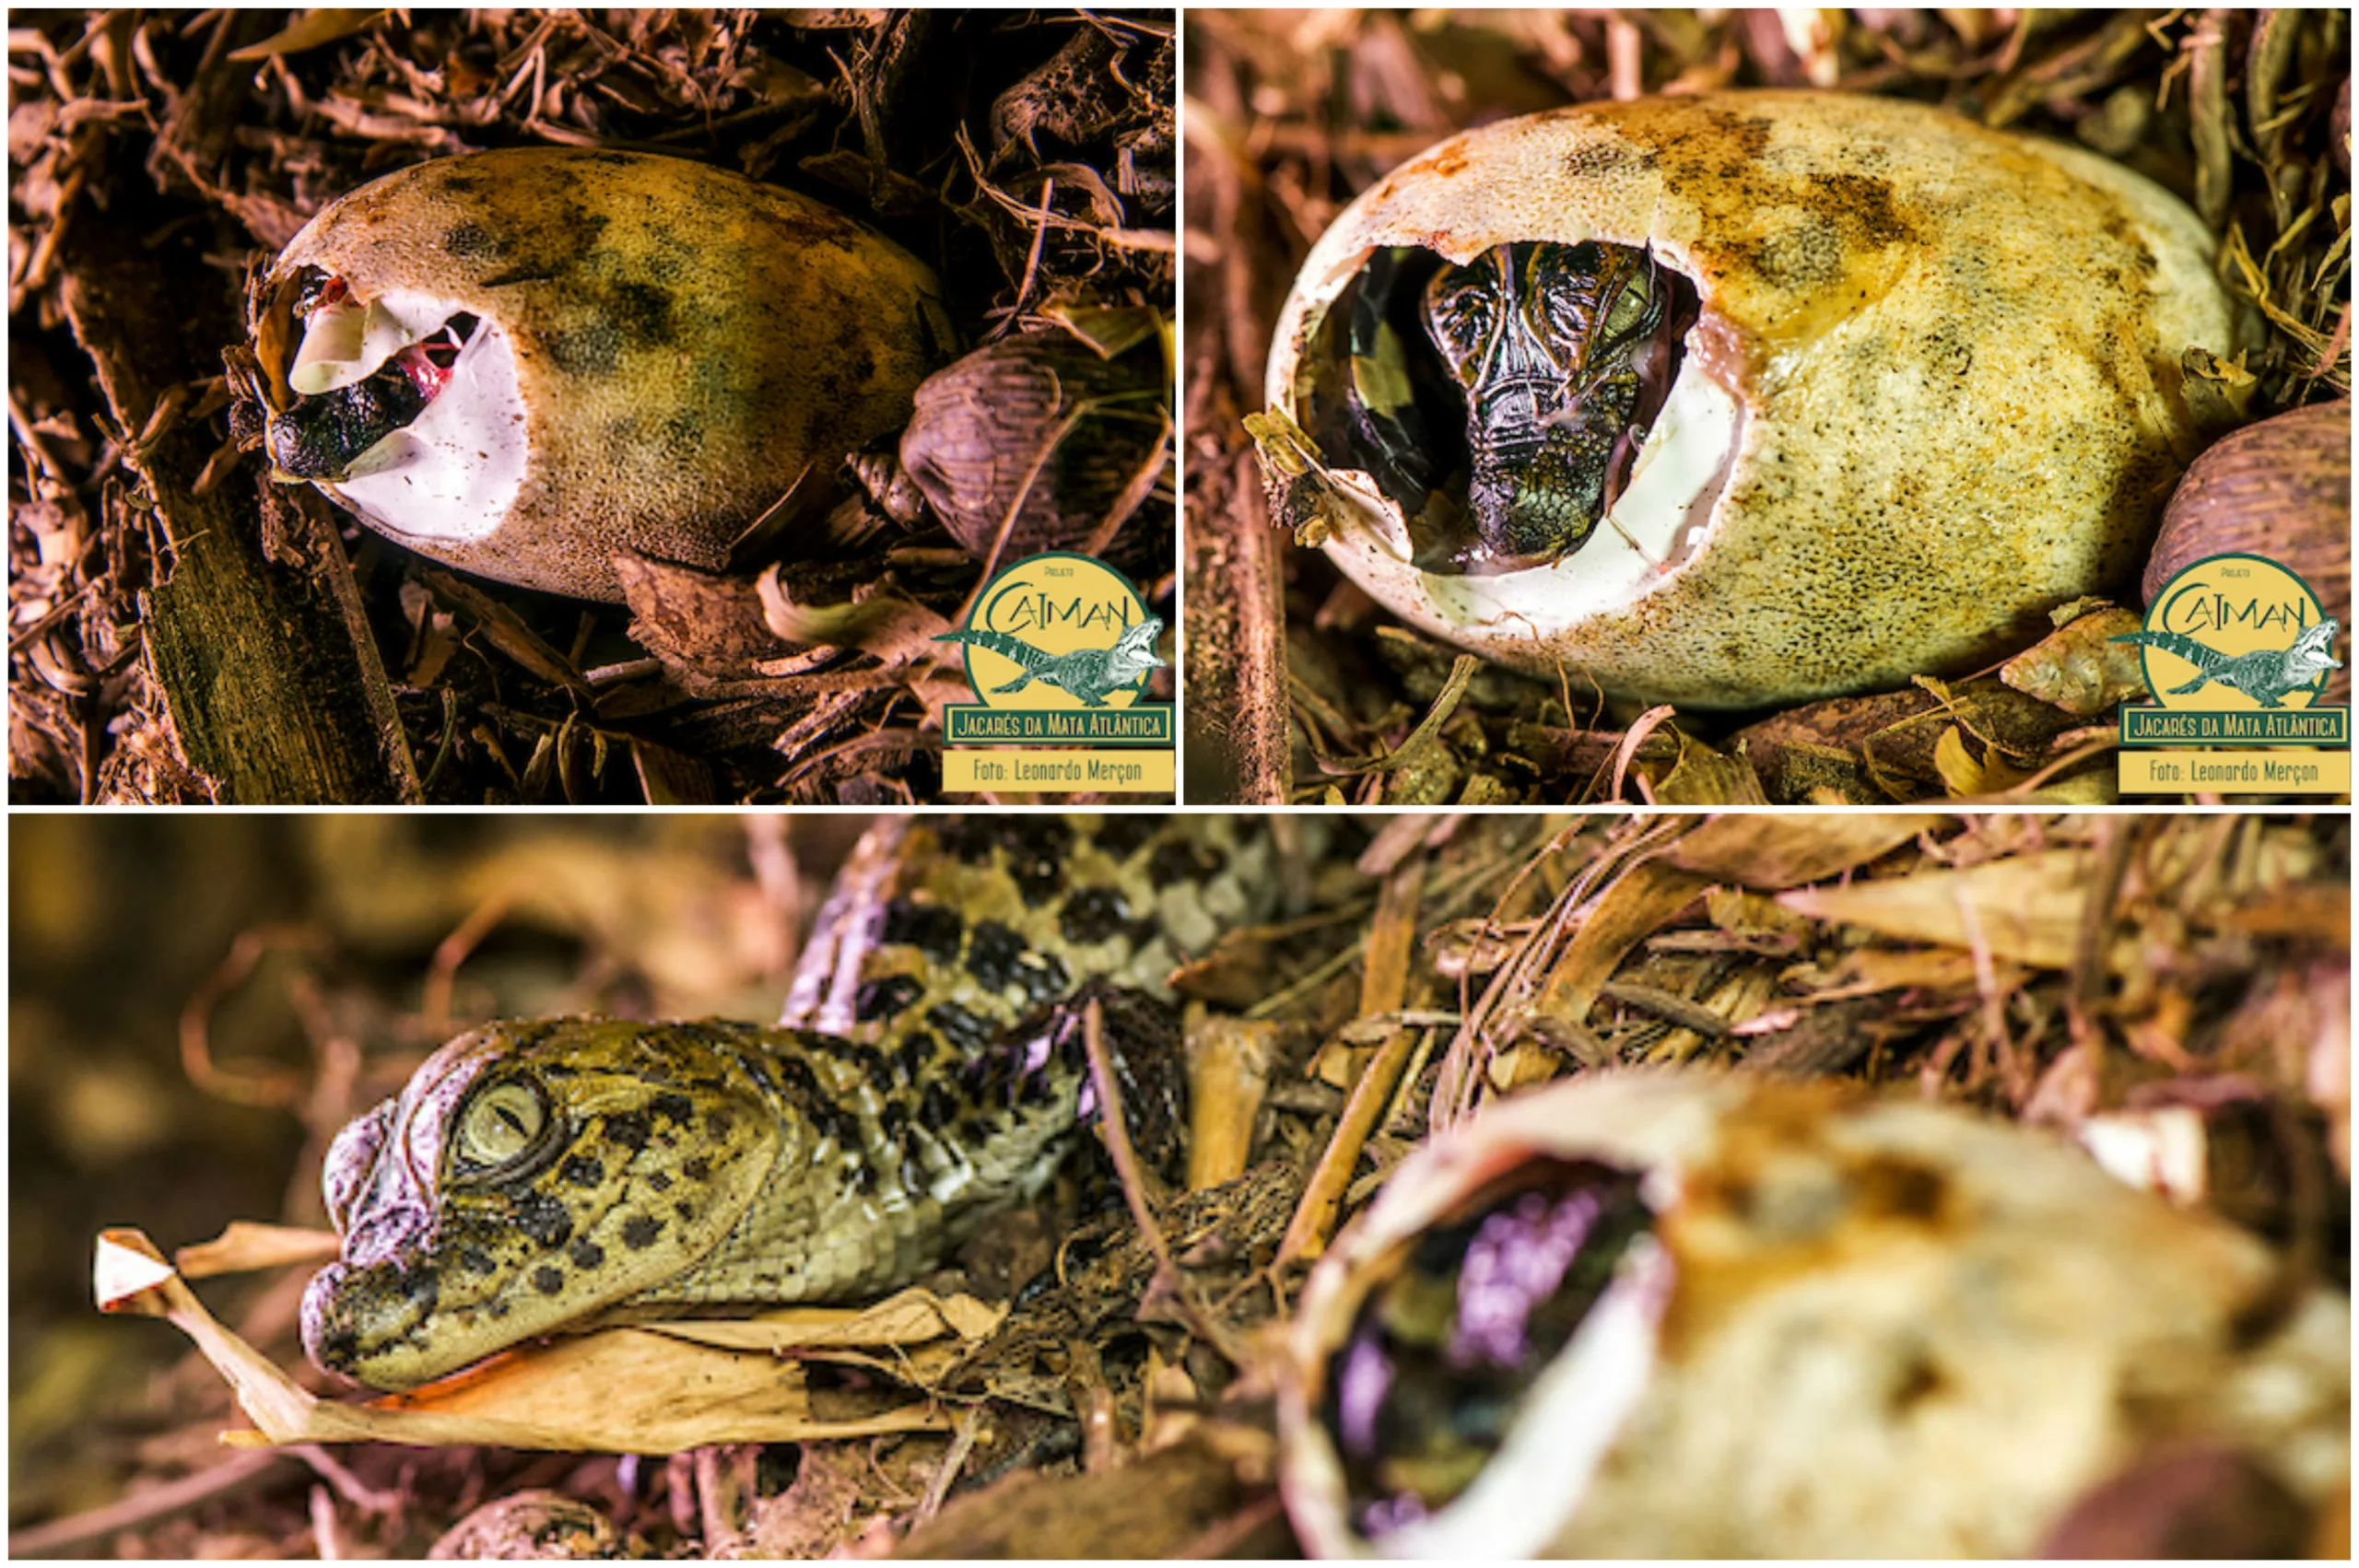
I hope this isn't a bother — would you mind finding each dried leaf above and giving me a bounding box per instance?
[418,569,592,699]
[1933,724,2036,796]
[225,9,389,63]
[616,554,792,684]
[1650,731,1769,803]
[629,736,718,804]
[1531,860,1712,1025]
[642,1290,1003,1352]
[2001,603,2149,716]
[757,567,957,671]
[174,1221,341,1280]
[1668,813,1945,889]
[368,1323,955,1450]
[1778,848,2093,968]
[1811,946,2006,1000]
[94,1226,964,1453]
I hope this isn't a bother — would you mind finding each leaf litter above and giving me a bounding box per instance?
[22,811,2347,1555]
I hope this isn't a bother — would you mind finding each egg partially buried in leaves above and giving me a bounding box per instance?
[245,148,951,603]
[1262,92,2238,708]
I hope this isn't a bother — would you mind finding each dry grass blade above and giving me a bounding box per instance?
[1279,844,1428,1264]
[1666,812,1948,888]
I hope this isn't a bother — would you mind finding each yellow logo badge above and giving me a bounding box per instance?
[935,552,1173,792]
[2116,551,2347,793]
[2117,553,2341,712]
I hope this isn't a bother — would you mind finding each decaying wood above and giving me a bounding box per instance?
[1181,447,1291,802]
[58,216,417,803]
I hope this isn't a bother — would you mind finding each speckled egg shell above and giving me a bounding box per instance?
[256,147,949,602]
[1277,1071,2349,1558]
[1267,92,2237,708]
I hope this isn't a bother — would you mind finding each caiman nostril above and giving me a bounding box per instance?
[320,1099,394,1236]
[340,1204,429,1270]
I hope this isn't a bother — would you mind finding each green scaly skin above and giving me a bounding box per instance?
[302,814,1278,1390]
[1420,242,1685,571]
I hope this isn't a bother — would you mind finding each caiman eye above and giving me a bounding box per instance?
[1598,278,1651,342]
[453,1079,552,1176]
[1424,275,1499,382]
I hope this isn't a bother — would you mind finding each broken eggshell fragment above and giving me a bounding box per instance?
[1277,1071,2348,1558]
[1263,92,2237,708]
[246,147,950,602]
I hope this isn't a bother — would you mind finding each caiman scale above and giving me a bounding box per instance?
[302,815,1285,1390]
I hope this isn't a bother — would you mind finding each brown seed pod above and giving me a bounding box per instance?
[2144,400,2351,702]
[898,329,1168,566]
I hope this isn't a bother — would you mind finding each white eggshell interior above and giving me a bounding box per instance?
[321,318,528,547]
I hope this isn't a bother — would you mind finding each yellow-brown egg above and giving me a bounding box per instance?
[246,148,951,602]
[1277,1071,2348,1557]
[1262,92,2238,708]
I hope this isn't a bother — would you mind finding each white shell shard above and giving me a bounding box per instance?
[287,297,368,394]
[2077,1106,2211,1204]
[326,321,528,548]
[287,289,467,396]
[93,1230,178,1310]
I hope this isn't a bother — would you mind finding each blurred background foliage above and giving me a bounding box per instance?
[8,814,865,1534]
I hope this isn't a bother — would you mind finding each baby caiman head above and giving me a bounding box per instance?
[300,1017,787,1390]
[1422,241,1694,573]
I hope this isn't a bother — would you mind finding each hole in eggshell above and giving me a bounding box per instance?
[1318,1157,1658,1544]
[1297,242,1702,578]
[262,268,530,547]
[271,312,481,481]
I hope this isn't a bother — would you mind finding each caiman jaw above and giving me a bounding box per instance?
[299,1019,781,1389]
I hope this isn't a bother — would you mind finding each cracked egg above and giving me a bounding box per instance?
[1261,92,2238,708]
[1277,1071,2348,1558]
[238,147,951,602]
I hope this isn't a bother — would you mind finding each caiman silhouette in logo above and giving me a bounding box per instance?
[935,615,1165,708]
[2112,617,2342,708]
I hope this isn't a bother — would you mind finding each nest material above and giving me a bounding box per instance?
[9,8,1176,805]
[9,811,2347,1555]
[1185,8,2351,805]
